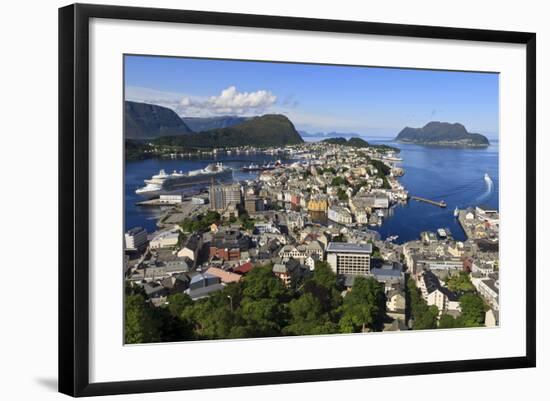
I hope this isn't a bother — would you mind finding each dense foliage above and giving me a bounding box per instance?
[238,212,256,231]
[179,211,220,233]
[407,278,438,330]
[336,188,349,201]
[125,139,154,161]
[322,137,348,145]
[370,144,401,153]
[446,272,475,293]
[339,276,386,332]
[125,262,388,343]
[438,292,487,329]
[369,159,392,189]
[406,278,487,330]
[456,293,487,327]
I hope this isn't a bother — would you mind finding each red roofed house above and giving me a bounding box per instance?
[234,262,253,275]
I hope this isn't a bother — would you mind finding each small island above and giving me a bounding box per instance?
[322,137,369,147]
[395,121,490,147]
[322,137,401,153]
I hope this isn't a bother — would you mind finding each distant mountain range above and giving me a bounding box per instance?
[395,122,490,147]
[299,130,362,139]
[124,101,303,149]
[182,116,250,132]
[153,114,304,148]
[125,101,192,139]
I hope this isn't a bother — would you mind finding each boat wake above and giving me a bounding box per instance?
[476,173,494,202]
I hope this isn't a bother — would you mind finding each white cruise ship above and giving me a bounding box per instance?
[135,163,232,196]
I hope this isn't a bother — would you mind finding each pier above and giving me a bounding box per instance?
[410,196,447,208]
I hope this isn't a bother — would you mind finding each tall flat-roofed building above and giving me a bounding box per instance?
[209,183,242,211]
[124,227,148,251]
[244,196,264,214]
[326,242,372,276]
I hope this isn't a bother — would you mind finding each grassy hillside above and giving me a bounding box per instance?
[153,114,304,148]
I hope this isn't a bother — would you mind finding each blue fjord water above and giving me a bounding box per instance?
[124,140,499,244]
[124,153,291,233]
[369,139,499,243]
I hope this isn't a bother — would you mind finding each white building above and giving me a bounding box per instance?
[485,309,499,327]
[386,289,406,321]
[124,227,148,251]
[305,253,320,271]
[473,277,499,311]
[278,241,324,263]
[150,228,180,249]
[355,209,369,224]
[177,234,202,263]
[286,211,305,231]
[327,205,353,225]
[159,194,183,204]
[418,271,461,314]
[326,242,372,276]
[471,261,495,276]
[426,288,461,313]
[191,196,206,205]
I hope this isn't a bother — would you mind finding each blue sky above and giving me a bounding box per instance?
[125,55,499,138]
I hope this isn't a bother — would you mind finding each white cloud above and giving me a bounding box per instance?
[126,85,277,117]
[184,86,277,114]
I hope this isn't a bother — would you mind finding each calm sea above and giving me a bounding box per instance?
[125,139,499,243]
[124,153,290,233]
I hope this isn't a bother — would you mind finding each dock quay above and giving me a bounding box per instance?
[136,199,180,207]
[410,196,447,208]
[136,194,185,207]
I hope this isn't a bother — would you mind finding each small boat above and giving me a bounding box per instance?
[454,207,459,218]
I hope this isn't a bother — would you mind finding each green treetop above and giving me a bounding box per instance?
[339,276,386,333]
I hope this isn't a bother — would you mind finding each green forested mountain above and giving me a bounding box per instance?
[125,101,192,139]
[395,122,489,147]
[322,137,369,147]
[182,116,249,132]
[153,114,304,148]
[322,137,348,145]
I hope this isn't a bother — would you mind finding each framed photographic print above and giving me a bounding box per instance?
[58,3,536,397]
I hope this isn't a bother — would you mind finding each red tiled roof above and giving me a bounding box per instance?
[205,267,242,283]
[234,262,253,275]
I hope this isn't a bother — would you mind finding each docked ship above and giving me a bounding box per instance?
[135,163,233,196]
[241,160,283,172]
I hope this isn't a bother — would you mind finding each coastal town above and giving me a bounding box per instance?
[124,141,500,342]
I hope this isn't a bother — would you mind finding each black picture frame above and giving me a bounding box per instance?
[59,3,536,397]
